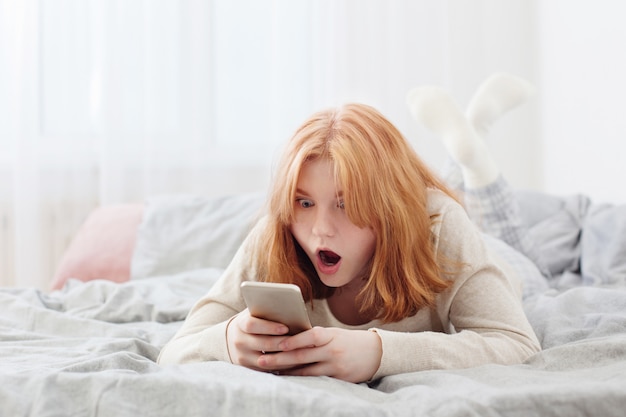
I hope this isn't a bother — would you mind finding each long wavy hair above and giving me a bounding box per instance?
[254,103,461,323]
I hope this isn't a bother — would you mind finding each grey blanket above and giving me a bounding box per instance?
[2,273,626,416]
[2,192,626,416]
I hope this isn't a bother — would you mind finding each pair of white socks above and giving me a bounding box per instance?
[406,73,535,189]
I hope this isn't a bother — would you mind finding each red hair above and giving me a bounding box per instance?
[255,103,460,322]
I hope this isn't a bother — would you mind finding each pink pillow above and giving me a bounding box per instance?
[50,204,144,290]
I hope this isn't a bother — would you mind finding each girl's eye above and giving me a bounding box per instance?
[296,198,314,208]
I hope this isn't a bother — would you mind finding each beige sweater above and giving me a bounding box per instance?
[158,189,541,379]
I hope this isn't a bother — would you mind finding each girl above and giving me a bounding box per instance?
[158,76,542,383]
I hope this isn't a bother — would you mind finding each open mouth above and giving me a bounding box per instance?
[319,250,341,266]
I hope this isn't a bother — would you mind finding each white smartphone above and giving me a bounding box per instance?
[240,281,312,335]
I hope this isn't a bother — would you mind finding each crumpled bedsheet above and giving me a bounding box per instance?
[3,190,626,416]
[2,270,626,416]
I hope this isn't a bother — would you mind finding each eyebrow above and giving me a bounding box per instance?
[294,188,344,198]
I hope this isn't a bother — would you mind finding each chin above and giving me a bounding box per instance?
[317,272,349,289]
[317,276,337,288]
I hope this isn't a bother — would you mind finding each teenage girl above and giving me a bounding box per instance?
[158,74,543,383]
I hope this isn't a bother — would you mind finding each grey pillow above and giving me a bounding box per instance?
[580,204,626,286]
[131,192,265,279]
[515,190,591,277]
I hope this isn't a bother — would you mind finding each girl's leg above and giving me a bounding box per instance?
[406,74,550,280]
[406,85,499,189]
[463,74,538,240]
[466,72,536,138]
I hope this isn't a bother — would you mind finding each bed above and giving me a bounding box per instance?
[2,190,626,416]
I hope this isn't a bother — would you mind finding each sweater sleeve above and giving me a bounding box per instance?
[157,218,265,365]
[371,200,541,379]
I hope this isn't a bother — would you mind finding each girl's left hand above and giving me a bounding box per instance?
[256,327,382,383]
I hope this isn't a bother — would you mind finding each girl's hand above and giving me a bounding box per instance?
[257,327,383,383]
[226,309,292,371]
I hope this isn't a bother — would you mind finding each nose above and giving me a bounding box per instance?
[312,207,336,237]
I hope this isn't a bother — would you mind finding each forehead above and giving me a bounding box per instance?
[297,158,341,193]
[300,158,333,178]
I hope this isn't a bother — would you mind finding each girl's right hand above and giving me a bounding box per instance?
[225,309,291,371]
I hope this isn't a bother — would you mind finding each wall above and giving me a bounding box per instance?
[537,0,626,204]
[4,0,624,289]
[443,0,543,192]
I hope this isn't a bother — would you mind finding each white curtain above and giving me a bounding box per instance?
[0,0,540,289]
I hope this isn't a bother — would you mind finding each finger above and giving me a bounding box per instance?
[279,361,332,378]
[233,332,289,356]
[229,327,289,367]
[237,311,289,336]
[255,334,292,355]
[278,326,332,351]
[235,344,292,372]
[257,345,325,370]
[257,353,300,372]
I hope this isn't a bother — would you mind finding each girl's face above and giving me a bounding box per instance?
[290,158,376,289]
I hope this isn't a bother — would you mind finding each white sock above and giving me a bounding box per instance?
[407,86,499,188]
[466,72,536,138]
